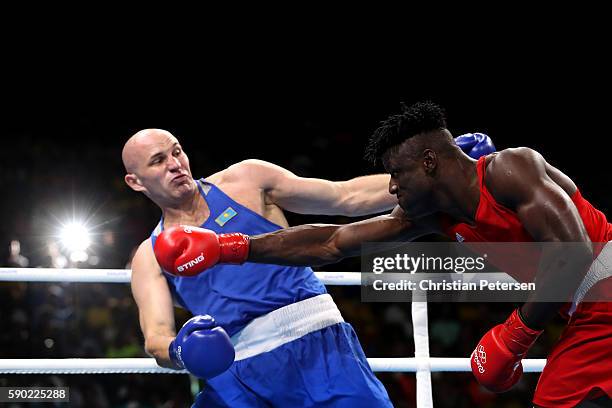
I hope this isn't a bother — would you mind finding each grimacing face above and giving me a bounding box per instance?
[383,142,436,218]
[128,133,196,202]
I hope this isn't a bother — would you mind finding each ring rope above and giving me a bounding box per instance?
[0,357,547,374]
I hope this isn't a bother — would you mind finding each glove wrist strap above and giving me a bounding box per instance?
[218,233,250,264]
[502,309,543,355]
[168,340,185,369]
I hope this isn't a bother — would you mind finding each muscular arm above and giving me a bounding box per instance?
[229,159,396,216]
[249,206,433,265]
[488,148,593,329]
[130,239,179,368]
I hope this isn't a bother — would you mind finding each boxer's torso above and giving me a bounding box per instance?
[151,176,327,337]
[442,155,612,281]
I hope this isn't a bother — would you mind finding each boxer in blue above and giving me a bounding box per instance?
[123,127,494,407]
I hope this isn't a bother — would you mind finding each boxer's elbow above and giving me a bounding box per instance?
[144,337,175,369]
[144,339,161,360]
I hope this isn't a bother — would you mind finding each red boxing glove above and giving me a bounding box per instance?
[471,309,542,393]
[154,225,250,276]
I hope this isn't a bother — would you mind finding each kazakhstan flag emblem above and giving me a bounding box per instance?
[215,207,238,227]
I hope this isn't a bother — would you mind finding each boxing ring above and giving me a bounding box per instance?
[0,268,546,407]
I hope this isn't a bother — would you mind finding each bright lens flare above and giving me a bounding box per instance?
[59,222,91,252]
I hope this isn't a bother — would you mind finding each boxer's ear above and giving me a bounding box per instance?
[125,173,145,192]
[423,149,438,173]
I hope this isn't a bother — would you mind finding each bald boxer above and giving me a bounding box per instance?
[156,102,611,408]
[123,128,397,407]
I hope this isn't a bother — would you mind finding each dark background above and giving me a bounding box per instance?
[1,62,610,407]
[4,75,611,257]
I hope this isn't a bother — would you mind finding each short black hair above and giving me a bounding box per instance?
[364,101,447,165]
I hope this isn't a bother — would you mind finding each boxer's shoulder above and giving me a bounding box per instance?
[131,238,161,277]
[208,160,272,185]
[485,148,547,208]
[488,147,545,172]
[487,147,545,179]
[204,162,280,216]
[135,237,154,258]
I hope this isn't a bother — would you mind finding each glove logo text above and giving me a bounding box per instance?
[177,345,184,365]
[177,252,205,273]
[473,345,486,373]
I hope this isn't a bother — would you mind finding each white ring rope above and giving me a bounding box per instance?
[0,268,364,285]
[0,268,132,283]
[0,358,547,374]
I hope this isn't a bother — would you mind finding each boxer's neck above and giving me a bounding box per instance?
[434,155,481,225]
[162,189,210,228]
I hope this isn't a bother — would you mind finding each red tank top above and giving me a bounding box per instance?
[441,155,612,282]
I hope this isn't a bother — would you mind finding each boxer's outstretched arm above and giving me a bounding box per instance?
[487,148,594,329]
[225,159,396,216]
[249,206,433,266]
[130,239,179,368]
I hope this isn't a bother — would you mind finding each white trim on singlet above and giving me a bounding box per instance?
[197,179,212,195]
[231,294,344,361]
[569,241,612,315]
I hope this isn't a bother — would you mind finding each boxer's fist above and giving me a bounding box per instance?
[471,309,542,392]
[154,226,250,276]
[169,315,235,379]
[455,133,496,159]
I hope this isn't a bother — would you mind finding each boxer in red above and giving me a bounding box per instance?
[155,102,612,407]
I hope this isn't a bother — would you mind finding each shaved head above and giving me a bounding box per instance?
[122,129,178,173]
[122,128,194,204]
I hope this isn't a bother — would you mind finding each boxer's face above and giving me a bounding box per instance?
[383,140,436,218]
[125,130,196,202]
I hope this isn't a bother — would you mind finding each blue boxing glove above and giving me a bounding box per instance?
[454,133,496,159]
[169,315,235,379]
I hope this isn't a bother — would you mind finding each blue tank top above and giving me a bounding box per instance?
[150,179,326,336]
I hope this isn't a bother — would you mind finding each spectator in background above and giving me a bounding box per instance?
[7,239,29,267]
[39,240,68,269]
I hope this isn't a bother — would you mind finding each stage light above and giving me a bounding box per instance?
[59,222,91,252]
